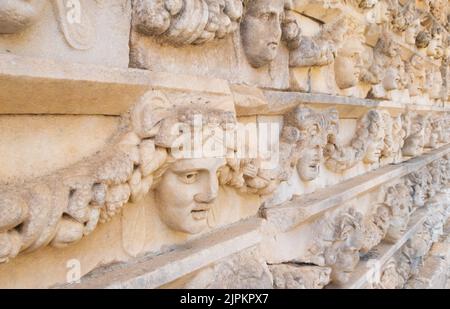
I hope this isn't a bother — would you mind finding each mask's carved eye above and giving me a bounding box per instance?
[179,172,199,184]
[259,12,272,21]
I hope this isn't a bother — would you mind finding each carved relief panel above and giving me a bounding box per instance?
[0,0,131,67]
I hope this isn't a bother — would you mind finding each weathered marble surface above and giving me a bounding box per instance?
[0,0,450,289]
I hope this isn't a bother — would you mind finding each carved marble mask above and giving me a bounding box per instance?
[291,108,336,182]
[382,67,400,91]
[0,0,46,34]
[154,157,226,234]
[334,41,364,89]
[365,135,385,164]
[363,111,386,164]
[241,0,284,68]
[385,184,412,242]
[325,229,364,284]
[297,144,322,181]
[402,115,427,157]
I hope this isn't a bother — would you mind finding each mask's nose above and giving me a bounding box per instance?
[194,173,219,203]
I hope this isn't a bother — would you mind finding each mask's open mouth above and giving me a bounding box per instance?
[267,42,278,49]
[191,207,210,220]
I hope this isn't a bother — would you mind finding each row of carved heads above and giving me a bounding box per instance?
[0,93,449,264]
[130,1,450,99]
[2,2,448,100]
[304,156,450,286]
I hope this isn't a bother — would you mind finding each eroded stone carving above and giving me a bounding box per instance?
[132,0,244,46]
[282,14,344,68]
[325,110,391,172]
[376,258,404,289]
[376,178,450,289]
[402,113,429,157]
[269,264,331,289]
[368,34,406,98]
[429,0,448,25]
[0,0,46,34]
[384,182,413,243]
[397,226,433,281]
[405,168,429,208]
[427,24,445,59]
[0,91,240,262]
[384,114,406,164]
[182,247,274,288]
[334,31,367,90]
[240,0,288,68]
[388,0,416,34]
[361,203,391,253]
[308,207,364,285]
[404,10,421,45]
[221,105,338,195]
[406,55,427,97]
[283,106,338,182]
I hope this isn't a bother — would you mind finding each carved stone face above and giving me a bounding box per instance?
[402,115,427,157]
[334,41,364,89]
[379,259,401,289]
[241,0,284,68]
[374,204,391,235]
[288,107,337,182]
[0,0,46,34]
[363,111,386,164]
[365,128,386,164]
[382,67,400,91]
[326,230,364,284]
[154,157,226,234]
[385,184,412,242]
[319,209,365,285]
[297,145,322,181]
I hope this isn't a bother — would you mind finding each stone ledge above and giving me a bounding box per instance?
[0,54,231,115]
[60,217,262,289]
[293,1,367,24]
[328,208,428,289]
[250,90,449,118]
[262,144,450,233]
[2,54,447,117]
